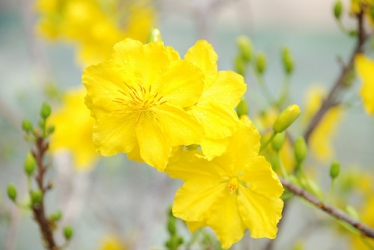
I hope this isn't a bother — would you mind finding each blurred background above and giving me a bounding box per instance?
[0,0,374,249]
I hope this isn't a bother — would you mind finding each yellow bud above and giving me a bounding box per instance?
[147,28,162,43]
[294,136,308,163]
[273,104,301,133]
[256,51,267,74]
[236,98,249,117]
[236,35,253,62]
[24,152,36,176]
[272,132,286,152]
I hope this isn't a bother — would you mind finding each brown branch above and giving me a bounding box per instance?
[280,177,374,238]
[303,9,368,143]
[31,135,58,250]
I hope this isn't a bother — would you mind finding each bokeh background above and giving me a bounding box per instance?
[1,0,374,249]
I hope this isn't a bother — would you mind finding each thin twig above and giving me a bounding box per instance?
[280,177,374,238]
[304,9,368,142]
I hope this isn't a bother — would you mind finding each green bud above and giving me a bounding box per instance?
[281,46,294,74]
[40,102,51,119]
[64,225,74,240]
[294,136,308,163]
[272,132,286,152]
[22,119,33,133]
[167,217,177,235]
[333,1,343,20]
[236,98,249,117]
[234,54,246,76]
[236,35,253,62]
[38,119,46,130]
[147,28,162,43]
[24,152,36,176]
[50,211,62,221]
[273,104,301,133]
[329,161,340,179]
[47,125,55,135]
[31,190,43,205]
[7,184,17,201]
[255,51,267,74]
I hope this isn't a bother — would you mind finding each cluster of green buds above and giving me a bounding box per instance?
[7,102,74,248]
[165,207,183,250]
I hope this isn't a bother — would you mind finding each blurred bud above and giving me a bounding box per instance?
[294,136,308,163]
[236,98,249,117]
[273,104,301,133]
[349,30,358,37]
[334,1,343,20]
[22,119,33,133]
[31,190,43,205]
[272,132,286,152]
[167,217,177,235]
[50,211,62,222]
[24,152,36,176]
[236,35,253,62]
[329,161,340,179]
[47,125,55,135]
[7,184,17,202]
[281,46,294,74]
[40,102,51,119]
[255,52,267,74]
[147,28,162,43]
[64,225,74,240]
[234,54,246,76]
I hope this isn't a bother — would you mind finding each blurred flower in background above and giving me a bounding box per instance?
[355,54,374,115]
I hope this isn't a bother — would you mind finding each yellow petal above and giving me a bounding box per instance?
[205,193,246,249]
[200,137,229,161]
[136,115,171,171]
[157,103,204,146]
[241,156,284,198]
[355,54,374,115]
[159,60,204,107]
[190,102,239,140]
[184,40,218,90]
[172,180,226,221]
[200,71,246,108]
[238,188,284,239]
[185,221,206,232]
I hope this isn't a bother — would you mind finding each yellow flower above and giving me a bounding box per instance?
[165,116,284,249]
[184,40,246,160]
[302,86,343,162]
[355,54,374,115]
[99,235,127,250]
[83,38,205,171]
[35,0,156,65]
[49,88,97,170]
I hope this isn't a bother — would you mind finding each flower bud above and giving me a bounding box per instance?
[236,35,253,62]
[24,152,36,176]
[329,161,340,179]
[236,98,249,117]
[40,102,51,119]
[255,52,267,74]
[31,190,43,205]
[47,125,55,135]
[7,183,17,201]
[281,46,294,75]
[167,217,177,235]
[273,104,301,133]
[64,225,74,240]
[22,119,33,133]
[147,28,162,43]
[50,211,62,222]
[272,132,286,152]
[294,136,308,163]
[333,1,343,20]
[234,54,246,76]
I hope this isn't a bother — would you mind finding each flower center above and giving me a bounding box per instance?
[226,177,239,195]
[113,83,166,124]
